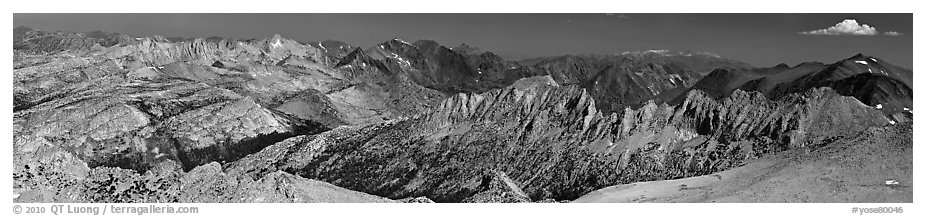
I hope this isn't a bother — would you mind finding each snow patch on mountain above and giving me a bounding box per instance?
[393,38,412,46]
[317,42,328,53]
[388,52,412,66]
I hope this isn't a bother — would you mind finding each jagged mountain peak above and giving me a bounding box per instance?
[372,37,417,50]
[262,34,295,48]
[335,47,373,67]
[306,39,356,63]
[367,38,423,57]
[346,47,369,58]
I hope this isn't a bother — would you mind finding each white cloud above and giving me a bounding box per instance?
[800,19,878,35]
[884,31,904,36]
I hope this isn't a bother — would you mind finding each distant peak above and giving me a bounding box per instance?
[840,53,886,65]
[347,47,367,56]
[335,47,372,67]
[456,43,474,49]
[203,36,225,42]
[479,51,500,57]
[451,43,483,54]
[618,49,722,58]
[392,38,412,45]
[14,26,34,32]
[83,30,124,39]
[376,38,418,50]
[264,34,294,49]
[411,40,444,51]
[773,63,790,69]
[13,26,35,37]
[794,62,825,68]
[321,39,349,45]
[645,49,670,54]
[850,53,868,59]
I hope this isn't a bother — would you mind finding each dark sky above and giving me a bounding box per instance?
[13,13,913,68]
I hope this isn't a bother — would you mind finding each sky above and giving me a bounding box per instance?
[13,13,913,69]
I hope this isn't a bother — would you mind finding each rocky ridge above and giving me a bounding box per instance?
[677,54,913,119]
[523,52,754,113]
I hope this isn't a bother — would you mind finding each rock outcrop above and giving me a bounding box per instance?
[14,79,326,172]
[14,154,394,203]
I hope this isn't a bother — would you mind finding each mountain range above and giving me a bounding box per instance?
[12,27,912,203]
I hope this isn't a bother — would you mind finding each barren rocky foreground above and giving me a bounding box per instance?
[12,27,912,203]
[574,123,912,202]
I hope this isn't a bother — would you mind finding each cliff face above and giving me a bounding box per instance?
[223,82,890,202]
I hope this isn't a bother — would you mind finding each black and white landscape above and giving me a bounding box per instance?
[12,14,912,203]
